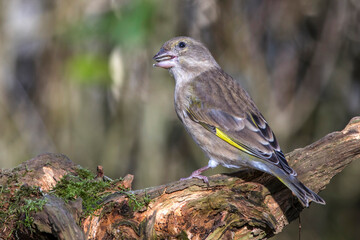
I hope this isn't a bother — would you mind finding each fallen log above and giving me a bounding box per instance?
[1,117,359,239]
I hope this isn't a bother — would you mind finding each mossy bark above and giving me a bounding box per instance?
[1,117,359,239]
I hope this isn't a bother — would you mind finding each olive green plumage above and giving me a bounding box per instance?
[153,36,325,207]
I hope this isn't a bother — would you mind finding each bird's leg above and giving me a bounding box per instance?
[180,165,211,185]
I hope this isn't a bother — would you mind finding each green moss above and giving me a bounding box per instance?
[0,184,46,237]
[0,185,11,223]
[50,167,151,217]
[6,172,19,185]
[17,198,47,229]
[1,166,152,238]
[125,191,151,211]
[75,167,96,180]
[50,167,112,216]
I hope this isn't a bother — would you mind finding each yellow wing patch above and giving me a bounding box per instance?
[215,128,254,156]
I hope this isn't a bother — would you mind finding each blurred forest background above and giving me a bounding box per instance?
[0,0,359,239]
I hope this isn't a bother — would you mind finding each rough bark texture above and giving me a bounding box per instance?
[1,117,359,239]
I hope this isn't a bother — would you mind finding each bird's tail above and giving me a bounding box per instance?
[276,172,325,207]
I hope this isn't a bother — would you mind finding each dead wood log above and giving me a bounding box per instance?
[1,117,359,239]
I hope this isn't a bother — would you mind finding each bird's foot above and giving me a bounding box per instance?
[180,166,211,186]
[180,174,209,184]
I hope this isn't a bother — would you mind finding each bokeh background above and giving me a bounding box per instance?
[0,0,359,239]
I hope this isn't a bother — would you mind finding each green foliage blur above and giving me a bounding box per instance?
[64,0,155,85]
[66,54,110,85]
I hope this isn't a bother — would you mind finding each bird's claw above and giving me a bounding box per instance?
[180,173,210,187]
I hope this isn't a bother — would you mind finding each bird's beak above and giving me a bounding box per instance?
[153,48,177,69]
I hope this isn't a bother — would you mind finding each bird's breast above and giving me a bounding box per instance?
[174,87,244,167]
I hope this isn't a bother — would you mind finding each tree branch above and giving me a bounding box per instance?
[1,117,359,239]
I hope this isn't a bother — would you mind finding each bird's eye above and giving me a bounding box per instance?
[178,41,186,48]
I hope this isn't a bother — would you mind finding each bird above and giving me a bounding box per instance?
[153,36,325,207]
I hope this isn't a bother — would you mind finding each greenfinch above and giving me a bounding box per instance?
[153,36,325,207]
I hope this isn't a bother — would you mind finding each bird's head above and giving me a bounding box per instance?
[153,36,219,78]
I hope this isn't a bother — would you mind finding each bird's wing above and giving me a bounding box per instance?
[186,72,296,176]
